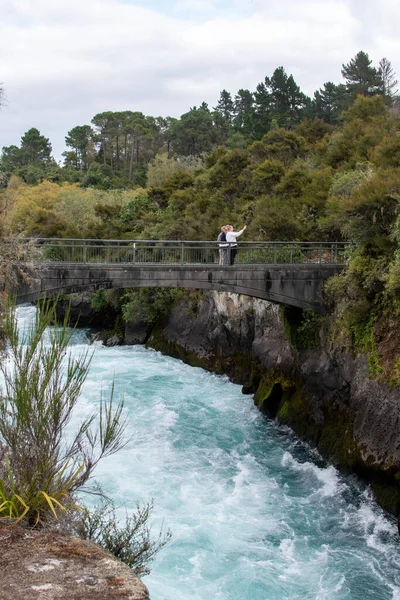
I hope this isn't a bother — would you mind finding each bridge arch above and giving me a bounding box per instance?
[15,263,342,313]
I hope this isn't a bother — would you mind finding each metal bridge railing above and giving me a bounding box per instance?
[13,238,353,266]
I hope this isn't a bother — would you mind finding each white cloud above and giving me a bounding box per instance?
[173,0,218,13]
[0,0,399,160]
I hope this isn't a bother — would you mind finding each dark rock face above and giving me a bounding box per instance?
[342,355,400,467]
[54,293,119,329]
[298,347,400,470]
[148,293,294,382]
[125,320,149,345]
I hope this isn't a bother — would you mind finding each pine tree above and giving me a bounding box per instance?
[233,89,255,137]
[64,125,94,170]
[214,89,234,123]
[20,128,53,165]
[254,67,309,134]
[341,51,384,99]
[378,57,398,102]
[312,82,348,124]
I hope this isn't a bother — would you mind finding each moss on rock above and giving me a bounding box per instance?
[317,405,362,471]
[253,370,296,418]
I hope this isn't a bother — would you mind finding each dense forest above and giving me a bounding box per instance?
[1,50,398,189]
[2,49,400,384]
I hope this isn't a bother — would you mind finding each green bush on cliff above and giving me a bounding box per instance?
[91,290,108,312]
[281,307,323,350]
[296,309,323,349]
[121,288,177,325]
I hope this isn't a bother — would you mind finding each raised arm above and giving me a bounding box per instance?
[232,225,247,238]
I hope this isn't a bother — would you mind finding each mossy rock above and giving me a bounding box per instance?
[317,411,361,471]
[253,370,297,418]
[276,387,320,443]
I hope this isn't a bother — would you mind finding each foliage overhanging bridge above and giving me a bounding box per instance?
[12,238,351,313]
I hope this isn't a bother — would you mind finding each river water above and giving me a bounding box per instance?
[16,307,400,599]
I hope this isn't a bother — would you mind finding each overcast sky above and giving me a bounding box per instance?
[1,0,400,161]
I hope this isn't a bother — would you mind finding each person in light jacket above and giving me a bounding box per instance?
[226,224,247,265]
[217,225,229,265]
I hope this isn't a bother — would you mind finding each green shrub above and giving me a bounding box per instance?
[296,309,323,349]
[91,290,108,312]
[72,495,171,576]
[122,289,177,325]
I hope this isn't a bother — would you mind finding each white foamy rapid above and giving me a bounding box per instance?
[13,307,400,599]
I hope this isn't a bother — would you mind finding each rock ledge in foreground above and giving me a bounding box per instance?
[0,524,150,600]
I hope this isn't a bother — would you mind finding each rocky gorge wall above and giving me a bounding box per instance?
[63,291,400,521]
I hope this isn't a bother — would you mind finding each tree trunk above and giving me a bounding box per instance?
[129,135,135,182]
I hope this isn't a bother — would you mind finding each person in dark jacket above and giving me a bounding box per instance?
[217,225,229,265]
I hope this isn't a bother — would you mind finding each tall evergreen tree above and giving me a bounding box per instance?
[170,107,216,155]
[91,112,115,166]
[214,89,234,123]
[124,112,152,182]
[233,89,255,137]
[341,51,384,99]
[20,128,53,165]
[253,80,272,137]
[213,90,235,145]
[268,66,309,128]
[212,111,230,145]
[312,82,349,124]
[254,67,309,135]
[64,125,94,170]
[378,57,398,102]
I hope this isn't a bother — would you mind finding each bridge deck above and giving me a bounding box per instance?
[11,239,350,312]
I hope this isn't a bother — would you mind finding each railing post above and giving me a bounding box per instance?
[133,242,136,264]
[72,240,75,262]
[83,241,87,263]
[290,243,293,264]
[228,244,231,266]
[273,244,277,264]
[181,242,184,264]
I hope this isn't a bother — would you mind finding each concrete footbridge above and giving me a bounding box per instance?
[13,238,350,313]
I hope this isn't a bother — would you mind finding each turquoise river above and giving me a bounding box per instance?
[17,307,400,599]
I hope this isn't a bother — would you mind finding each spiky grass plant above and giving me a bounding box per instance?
[0,299,128,526]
